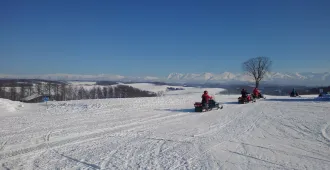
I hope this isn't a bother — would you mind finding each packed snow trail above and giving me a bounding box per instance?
[0,88,330,169]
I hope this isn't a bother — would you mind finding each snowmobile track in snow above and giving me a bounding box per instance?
[0,111,192,160]
[321,123,330,143]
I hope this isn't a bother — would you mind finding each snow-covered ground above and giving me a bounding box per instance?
[0,85,329,170]
[122,83,222,96]
[0,99,24,114]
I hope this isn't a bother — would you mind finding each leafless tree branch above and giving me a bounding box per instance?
[242,56,272,88]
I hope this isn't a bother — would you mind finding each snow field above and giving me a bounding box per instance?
[0,84,329,169]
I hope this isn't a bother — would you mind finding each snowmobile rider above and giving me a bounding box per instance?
[241,89,248,98]
[290,88,299,97]
[201,90,212,109]
[253,87,263,98]
[253,88,259,97]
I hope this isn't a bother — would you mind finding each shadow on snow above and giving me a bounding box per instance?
[223,101,239,105]
[265,98,330,102]
[155,108,195,113]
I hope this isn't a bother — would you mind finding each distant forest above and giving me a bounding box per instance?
[0,79,158,102]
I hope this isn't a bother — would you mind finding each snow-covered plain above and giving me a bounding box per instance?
[0,84,330,170]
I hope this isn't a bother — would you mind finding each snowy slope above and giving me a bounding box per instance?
[0,89,330,169]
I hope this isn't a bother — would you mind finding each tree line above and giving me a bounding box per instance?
[0,81,158,102]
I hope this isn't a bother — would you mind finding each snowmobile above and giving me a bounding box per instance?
[194,99,223,112]
[319,92,330,97]
[290,89,300,97]
[238,94,256,104]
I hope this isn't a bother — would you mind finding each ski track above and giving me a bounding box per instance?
[1,89,330,169]
[321,123,330,143]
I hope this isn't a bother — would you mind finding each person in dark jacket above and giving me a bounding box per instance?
[290,88,299,97]
[201,90,212,109]
[241,89,248,98]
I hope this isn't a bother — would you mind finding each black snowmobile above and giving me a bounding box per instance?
[238,94,256,104]
[194,99,223,112]
[290,89,300,97]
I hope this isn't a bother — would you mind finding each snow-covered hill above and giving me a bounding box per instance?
[0,85,329,169]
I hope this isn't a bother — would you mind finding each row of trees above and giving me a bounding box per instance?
[0,82,157,102]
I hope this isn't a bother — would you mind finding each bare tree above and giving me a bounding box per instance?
[10,86,17,101]
[96,87,103,99]
[78,86,86,100]
[0,84,4,98]
[45,82,53,99]
[66,85,73,100]
[60,84,67,101]
[36,82,43,95]
[28,85,33,96]
[243,56,272,88]
[73,86,79,100]
[90,87,96,99]
[107,86,113,98]
[19,84,26,100]
[53,84,59,101]
[103,87,108,98]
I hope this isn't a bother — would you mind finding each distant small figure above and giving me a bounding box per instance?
[290,88,299,97]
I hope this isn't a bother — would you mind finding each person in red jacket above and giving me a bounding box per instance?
[253,87,264,98]
[202,90,212,110]
[253,88,260,98]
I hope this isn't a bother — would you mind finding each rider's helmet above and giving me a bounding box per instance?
[204,90,208,94]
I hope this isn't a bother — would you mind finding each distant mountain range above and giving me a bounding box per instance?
[1,72,330,86]
[166,72,330,86]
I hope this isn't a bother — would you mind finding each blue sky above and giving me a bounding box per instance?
[1,0,329,77]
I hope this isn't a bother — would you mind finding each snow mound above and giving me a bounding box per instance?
[0,98,24,113]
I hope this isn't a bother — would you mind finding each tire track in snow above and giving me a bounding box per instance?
[0,111,192,160]
[0,140,7,151]
[193,101,261,138]
[193,111,243,137]
[321,123,330,143]
[218,111,265,170]
[171,102,266,170]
